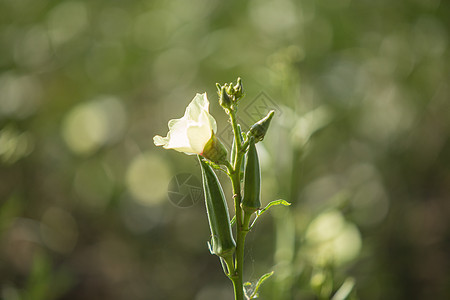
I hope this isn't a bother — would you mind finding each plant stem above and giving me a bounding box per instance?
[230,172,244,300]
[236,212,251,296]
[227,108,251,300]
[229,110,242,152]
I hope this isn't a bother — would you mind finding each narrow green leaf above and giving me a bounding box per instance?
[250,200,291,229]
[241,130,247,141]
[250,271,274,299]
[230,215,236,227]
[257,199,291,217]
[203,159,228,174]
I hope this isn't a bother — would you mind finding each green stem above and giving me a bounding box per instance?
[227,108,251,300]
[237,211,251,288]
[231,173,244,300]
[229,110,242,151]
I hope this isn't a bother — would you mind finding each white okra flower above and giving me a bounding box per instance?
[153,93,227,164]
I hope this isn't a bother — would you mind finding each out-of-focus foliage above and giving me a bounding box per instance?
[0,0,449,299]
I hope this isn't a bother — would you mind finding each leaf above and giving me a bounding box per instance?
[257,199,291,217]
[241,130,247,141]
[202,159,228,174]
[250,200,291,229]
[206,240,214,255]
[230,215,236,227]
[331,277,355,300]
[219,257,229,276]
[237,124,245,142]
[249,271,274,299]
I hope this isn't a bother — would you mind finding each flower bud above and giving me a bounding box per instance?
[248,110,275,142]
[226,83,234,96]
[219,86,232,110]
[242,138,261,213]
[201,133,228,165]
[199,157,236,258]
[233,77,244,99]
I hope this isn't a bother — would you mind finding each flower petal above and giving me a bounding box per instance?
[186,110,213,154]
[153,92,217,155]
[154,118,194,153]
[185,93,209,121]
[165,118,192,150]
[153,135,168,146]
[208,114,217,133]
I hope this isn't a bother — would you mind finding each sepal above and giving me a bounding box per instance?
[202,133,228,165]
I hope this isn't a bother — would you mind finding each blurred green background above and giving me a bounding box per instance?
[0,0,449,299]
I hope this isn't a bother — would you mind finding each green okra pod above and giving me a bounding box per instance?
[241,138,261,213]
[248,110,274,142]
[199,157,236,257]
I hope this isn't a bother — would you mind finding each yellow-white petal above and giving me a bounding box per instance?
[185,93,209,121]
[186,111,214,154]
[153,92,217,155]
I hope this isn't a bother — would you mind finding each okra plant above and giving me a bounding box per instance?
[154,78,290,300]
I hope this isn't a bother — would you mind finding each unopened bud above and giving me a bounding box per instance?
[248,110,275,142]
[233,77,244,99]
[219,86,232,110]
